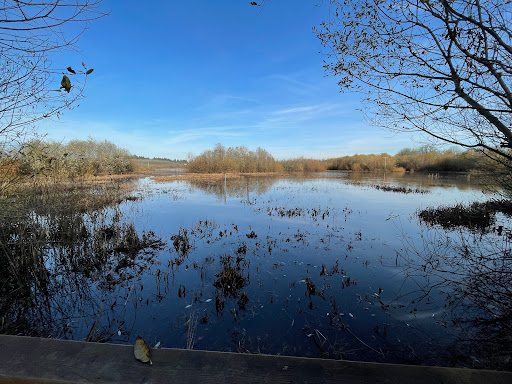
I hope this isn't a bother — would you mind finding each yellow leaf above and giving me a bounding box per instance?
[134,336,152,365]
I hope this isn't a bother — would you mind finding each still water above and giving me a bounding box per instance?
[4,172,510,369]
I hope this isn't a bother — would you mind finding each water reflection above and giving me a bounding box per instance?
[397,227,512,369]
[1,173,510,370]
[188,175,279,202]
[0,181,163,342]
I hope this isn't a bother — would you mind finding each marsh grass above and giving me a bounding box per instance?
[186,310,199,350]
[213,255,249,298]
[0,178,164,338]
[372,184,429,194]
[418,200,512,231]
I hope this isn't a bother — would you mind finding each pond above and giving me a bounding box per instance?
[1,172,510,370]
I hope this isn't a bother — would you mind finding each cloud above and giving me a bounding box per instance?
[36,100,417,160]
[163,125,247,146]
[272,106,319,115]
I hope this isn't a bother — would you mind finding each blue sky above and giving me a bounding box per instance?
[41,0,418,159]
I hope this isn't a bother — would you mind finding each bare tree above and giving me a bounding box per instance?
[316,0,512,169]
[0,0,105,192]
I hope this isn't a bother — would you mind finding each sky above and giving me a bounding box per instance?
[40,0,420,160]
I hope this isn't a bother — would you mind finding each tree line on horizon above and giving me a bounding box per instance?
[0,140,500,191]
[187,144,498,174]
[187,144,283,173]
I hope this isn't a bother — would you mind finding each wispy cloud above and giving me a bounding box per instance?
[273,106,319,115]
[163,125,246,146]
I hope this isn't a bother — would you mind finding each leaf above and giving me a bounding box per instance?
[60,75,71,93]
[67,66,76,74]
[86,68,94,75]
[82,61,86,68]
[134,336,152,365]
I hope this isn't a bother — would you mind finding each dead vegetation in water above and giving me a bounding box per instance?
[372,184,429,194]
[6,177,140,214]
[213,255,249,299]
[0,176,164,337]
[418,200,512,231]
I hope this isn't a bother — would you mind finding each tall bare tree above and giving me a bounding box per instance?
[0,0,105,192]
[316,0,512,170]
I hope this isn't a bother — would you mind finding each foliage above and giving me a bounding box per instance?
[281,158,328,172]
[17,138,134,180]
[316,0,512,173]
[187,143,498,175]
[327,153,397,172]
[0,1,105,192]
[418,199,512,231]
[188,143,283,173]
[394,146,491,172]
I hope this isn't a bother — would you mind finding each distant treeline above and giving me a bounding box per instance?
[327,146,494,173]
[189,144,497,174]
[2,138,135,179]
[132,155,187,164]
[188,144,283,173]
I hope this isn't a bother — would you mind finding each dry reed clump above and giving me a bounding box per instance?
[418,200,512,231]
[171,228,193,258]
[372,184,429,194]
[213,255,249,298]
[18,179,140,213]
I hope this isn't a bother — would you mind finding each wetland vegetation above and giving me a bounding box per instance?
[1,167,510,370]
[1,0,510,375]
[186,143,500,175]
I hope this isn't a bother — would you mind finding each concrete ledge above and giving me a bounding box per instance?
[0,335,510,383]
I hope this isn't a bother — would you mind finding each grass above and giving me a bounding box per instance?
[186,310,198,350]
[0,177,164,338]
[133,158,186,172]
[418,200,512,231]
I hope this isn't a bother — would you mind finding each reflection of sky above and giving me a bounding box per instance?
[93,173,499,364]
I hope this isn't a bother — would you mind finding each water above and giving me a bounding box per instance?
[2,172,510,369]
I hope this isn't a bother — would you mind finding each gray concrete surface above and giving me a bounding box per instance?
[0,335,510,383]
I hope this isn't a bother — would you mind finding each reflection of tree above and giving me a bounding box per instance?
[0,185,163,341]
[397,228,512,369]
[347,173,482,192]
[189,176,279,200]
